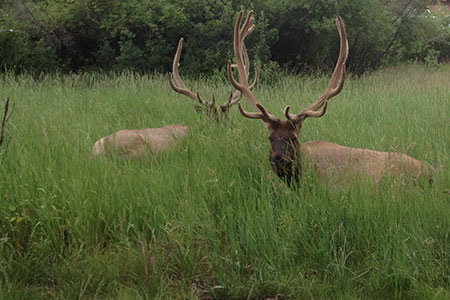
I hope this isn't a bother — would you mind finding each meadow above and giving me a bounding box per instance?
[0,64,449,299]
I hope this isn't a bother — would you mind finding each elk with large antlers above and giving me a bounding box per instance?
[228,11,431,186]
[169,37,258,122]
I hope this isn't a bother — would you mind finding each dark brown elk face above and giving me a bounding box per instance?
[267,120,301,183]
[193,102,232,122]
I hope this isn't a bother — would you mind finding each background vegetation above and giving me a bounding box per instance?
[0,64,448,298]
[0,0,449,76]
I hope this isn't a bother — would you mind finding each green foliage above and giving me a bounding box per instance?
[0,0,449,75]
[0,29,57,73]
[424,10,450,63]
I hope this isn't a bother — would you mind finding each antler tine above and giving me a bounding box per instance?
[229,90,241,106]
[228,10,277,126]
[229,63,259,106]
[209,94,216,108]
[227,39,259,107]
[227,91,234,104]
[219,92,234,111]
[195,92,213,107]
[241,42,259,91]
[248,63,259,90]
[238,101,262,119]
[237,102,279,124]
[239,11,255,47]
[241,44,250,82]
[288,16,348,124]
[256,103,279,123]
[227,11,245,91]
[240,25,255,77]
[169,37,211,107]
[233,11,252,88]
[285,101,328,122]
[169,38,194,98]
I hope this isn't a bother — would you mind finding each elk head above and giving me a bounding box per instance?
[228,11,348,184]
[169,37,258,122]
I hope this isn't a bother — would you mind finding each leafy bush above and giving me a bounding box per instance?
[0,0,448,76]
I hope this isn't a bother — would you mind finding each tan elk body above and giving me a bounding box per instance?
[228,11,431,186]
[93,125,188,158]
[301,141,430,185]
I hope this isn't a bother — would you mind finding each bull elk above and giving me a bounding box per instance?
[92,125,188,158]
[169,37,258,122]
[228,11,431,186]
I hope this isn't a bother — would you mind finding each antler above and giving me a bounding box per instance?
[237,102,280,124]
[228,11,278,124]
[169,38,212,107]
[229,43,259,106]
[285,17,348,125]
[169,37,258,121]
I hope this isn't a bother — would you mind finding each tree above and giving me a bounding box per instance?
[0,0,446,75]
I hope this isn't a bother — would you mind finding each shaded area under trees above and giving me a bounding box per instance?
[0,0,449,77]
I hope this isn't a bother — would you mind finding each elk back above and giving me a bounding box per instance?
[301,141,432,186]
[93,125,189,158]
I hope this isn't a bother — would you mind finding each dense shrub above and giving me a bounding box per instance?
[0,0,448,76]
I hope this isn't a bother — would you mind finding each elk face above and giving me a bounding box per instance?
[267,121,301,182]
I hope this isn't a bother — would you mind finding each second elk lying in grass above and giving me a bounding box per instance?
[228,11,432,187]
[93,125,188,158]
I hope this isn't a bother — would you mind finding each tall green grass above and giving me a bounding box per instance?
[0,64,449,299]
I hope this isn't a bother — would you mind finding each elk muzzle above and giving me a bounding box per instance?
[269,137,301,184]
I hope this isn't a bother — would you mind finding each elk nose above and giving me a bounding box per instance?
[273,154,284,164]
